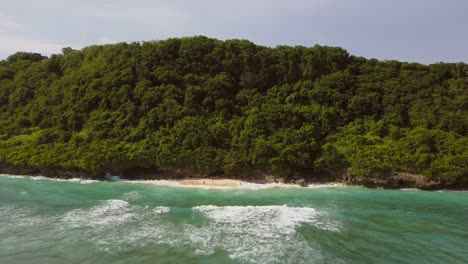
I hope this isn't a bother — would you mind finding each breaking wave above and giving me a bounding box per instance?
[189,205,341,263]
[0,175,99,184]
[58,202,340,263]
[0,197,341,263]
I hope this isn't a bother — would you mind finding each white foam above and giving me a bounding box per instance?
[0,174,99,184]
[59,203,339,263]
[307,183,347,189]
[126,179,247,190]
[152,206,170,214]
[188,205,340,263]
[400,188,420,191]
[126,179,308,190]
[0,206,50,233]
[2,174,347,190]
[35,176,97,184]
[195,205,341,232]
[30,176,53,181]
[0,174,27,179]
[30,176,99,184]
[62,200,170,229]
[1,201,340,263]
[80,179,99,184]
[58,199,172,253]
[63,200,135,227]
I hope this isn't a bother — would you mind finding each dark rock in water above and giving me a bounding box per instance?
[111,176,121,181]
[104,173,121,182]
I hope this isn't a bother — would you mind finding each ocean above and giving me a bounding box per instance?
[1,175,467,264]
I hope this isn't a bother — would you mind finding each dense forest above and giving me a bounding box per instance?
[0,36,467,182]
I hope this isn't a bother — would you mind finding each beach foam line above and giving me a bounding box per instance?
[400,188,420,191]
[126,179,292,189]
[307,183,347,189]
[126,179,347,190]
[1,174,348,189]
[0,174,27,179]
[30,176,99,184]
[0,174,99,184]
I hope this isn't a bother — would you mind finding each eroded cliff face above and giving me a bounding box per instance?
[341,171,468,190]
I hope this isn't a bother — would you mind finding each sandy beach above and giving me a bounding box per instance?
[0,174,347,189]
[178,178,242,187]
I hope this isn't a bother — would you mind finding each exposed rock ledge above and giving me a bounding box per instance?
[345,173,461,190]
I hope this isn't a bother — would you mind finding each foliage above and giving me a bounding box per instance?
[0,36,466,180]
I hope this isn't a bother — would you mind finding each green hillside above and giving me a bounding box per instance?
[0,36,466,181]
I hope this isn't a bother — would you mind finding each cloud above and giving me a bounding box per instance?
[0,0,466,63]
[0,14,24,33]
[0,36,66,58]
[0,12,67,58]
[83,3,190,25]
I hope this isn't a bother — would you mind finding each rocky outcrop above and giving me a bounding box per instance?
[264,175,286,184]
[344,171,466,190]
[294,179,308,187]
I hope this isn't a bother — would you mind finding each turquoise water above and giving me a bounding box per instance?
[1,175,467,264]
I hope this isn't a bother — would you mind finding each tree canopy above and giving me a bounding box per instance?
[0,36,466,180]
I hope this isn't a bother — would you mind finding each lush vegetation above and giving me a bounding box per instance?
[0,36,466,180]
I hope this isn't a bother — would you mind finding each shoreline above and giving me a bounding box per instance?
[1,162,466,191]
[129,178,346,189]
[1,173,465,191]
[1,174,339,189]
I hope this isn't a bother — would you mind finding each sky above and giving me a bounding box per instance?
[1,0,467,64]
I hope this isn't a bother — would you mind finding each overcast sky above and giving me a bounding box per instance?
[1,0,467,64]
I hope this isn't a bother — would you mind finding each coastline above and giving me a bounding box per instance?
[1,162,466,191]
[1,174,346,190]
[1,171,465,191]
[129,178,346,189]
